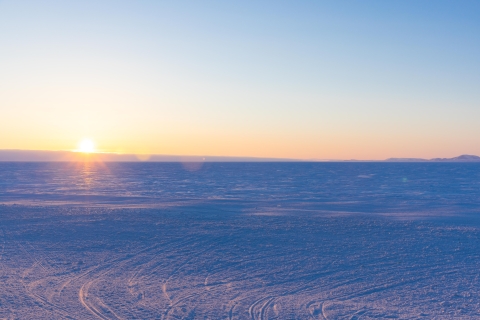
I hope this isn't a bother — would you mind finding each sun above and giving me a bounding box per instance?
[77,139,95,153]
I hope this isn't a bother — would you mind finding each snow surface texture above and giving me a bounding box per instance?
[1,162,480,319]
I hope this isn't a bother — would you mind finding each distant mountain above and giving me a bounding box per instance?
[386,155,480,162]
[430,155,480,162]
[0,149,297,162]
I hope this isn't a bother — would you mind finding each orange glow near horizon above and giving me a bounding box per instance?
[1,132,478,161]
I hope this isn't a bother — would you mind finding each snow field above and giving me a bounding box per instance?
[1,204,480,319]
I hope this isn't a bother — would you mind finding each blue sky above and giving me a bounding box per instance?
[1,1,479,159]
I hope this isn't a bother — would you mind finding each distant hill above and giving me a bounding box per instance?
[386,155,480,162]
[0,149,297,162]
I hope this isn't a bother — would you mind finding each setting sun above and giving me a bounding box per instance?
[77,139,95,153]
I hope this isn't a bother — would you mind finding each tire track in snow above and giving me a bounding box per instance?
[246,269,337,319]
[162,240,213,320]
[304,275,428,319]
[79,237,203,320]
[16,242,74,318]
[77,243,163,319]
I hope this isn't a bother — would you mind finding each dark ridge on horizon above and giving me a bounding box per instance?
[385,155,480,162]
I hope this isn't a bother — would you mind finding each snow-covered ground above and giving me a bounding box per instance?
[1,163,480,319]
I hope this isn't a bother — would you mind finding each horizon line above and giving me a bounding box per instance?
[0,149,479,163]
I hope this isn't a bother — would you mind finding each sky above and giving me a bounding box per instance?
[1,0,479,160]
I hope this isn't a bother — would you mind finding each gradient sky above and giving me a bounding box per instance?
[1,1,479,160]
